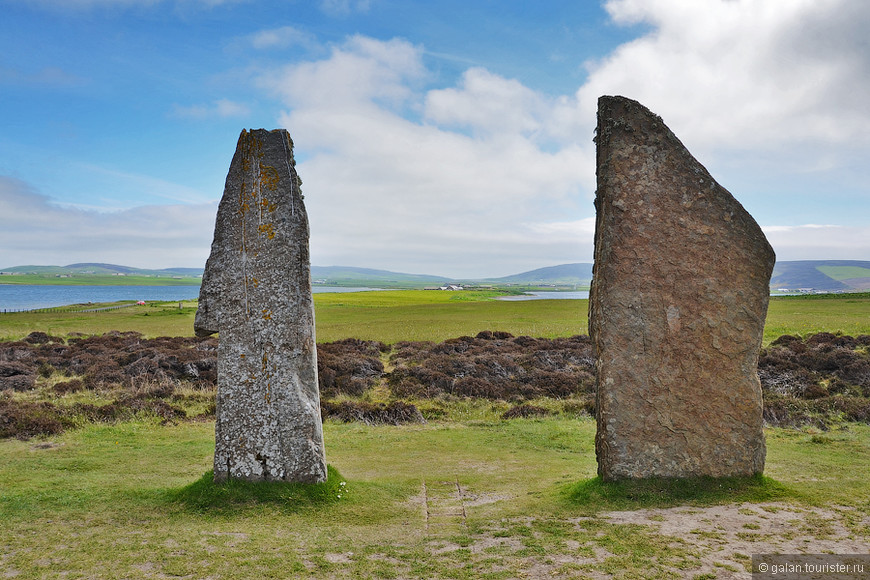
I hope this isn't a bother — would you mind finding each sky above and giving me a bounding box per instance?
[1,0,868,278]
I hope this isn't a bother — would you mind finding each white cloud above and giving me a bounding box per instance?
[524,218,597,242]
[260,36,593,277]
[424,68,548,137]
[170,99,250,120]
[579,0,870,153]
[0,177,216,269]
[762,224,870,261]
[262,35,426,112]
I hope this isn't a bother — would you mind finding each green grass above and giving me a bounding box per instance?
[0,300,200,340]
[764,424,870,507]
[763,293,870,342]
[565,475,794,512]
[2,290,869,344]
[172,465,348,515]
[314,290,585,343]
[2,417,869,578]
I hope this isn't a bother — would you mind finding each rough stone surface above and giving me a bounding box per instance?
[195,128,327,483]
[590,96,774,481]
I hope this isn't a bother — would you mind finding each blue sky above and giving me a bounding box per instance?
[1,0,868,278]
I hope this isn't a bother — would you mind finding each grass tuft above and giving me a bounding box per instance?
[564,474,796,512]
[172,464,347,514]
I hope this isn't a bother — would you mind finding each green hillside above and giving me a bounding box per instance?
[770,260,870,292]
[0,263,202,285]
[817,265,870,281]
[486,263,593,286]
[311,266,447,288]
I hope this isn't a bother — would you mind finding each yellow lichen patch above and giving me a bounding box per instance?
[239,131,263,172]
[259,164,280,190]
[258,223,275,239]
[260,197,278,213]
[238,183,252,215]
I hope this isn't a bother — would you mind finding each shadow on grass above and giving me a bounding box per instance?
[172,464,347,515]
[564,474,798,512]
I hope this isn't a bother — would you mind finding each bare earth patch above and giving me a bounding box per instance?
[323,552,354,564]
[598,502,870,578]
[410,500,870,579]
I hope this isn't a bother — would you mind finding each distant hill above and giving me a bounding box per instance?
[313,264,594,287]
[489,260,870,292]
[65,263,204,277]
[0,263,203,279]
[311,266,447,287]
[770,260,870,292]
[485,263,593,286]
[3,260,869,292]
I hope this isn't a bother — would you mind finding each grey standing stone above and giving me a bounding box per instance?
[590,96,774,481]
[195,128,327,483]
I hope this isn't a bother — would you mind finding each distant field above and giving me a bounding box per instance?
[0,290,868,344]
[0,274,200,286]
[817,265,870,281]
[764,292,870,342]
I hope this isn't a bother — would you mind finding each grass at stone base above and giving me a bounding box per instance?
[565,474,793,513]
[2,412,868,579]
[2,290,870,344]
[172,465,348,515]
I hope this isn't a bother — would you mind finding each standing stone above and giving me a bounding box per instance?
[590,96,774,481]
[195,129,327,483]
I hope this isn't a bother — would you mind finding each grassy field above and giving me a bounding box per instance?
[2,411,868,578]
[1,290,868,344]
[763,292,870,341]
[2,290,870,578]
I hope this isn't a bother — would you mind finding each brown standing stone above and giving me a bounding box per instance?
[590,96,774,481]
[195,129,326,483]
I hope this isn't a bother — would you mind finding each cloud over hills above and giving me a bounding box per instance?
[0,177,216,270]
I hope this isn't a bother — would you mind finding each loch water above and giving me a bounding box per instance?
[0,285,203,312]
[0,285,383,312]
